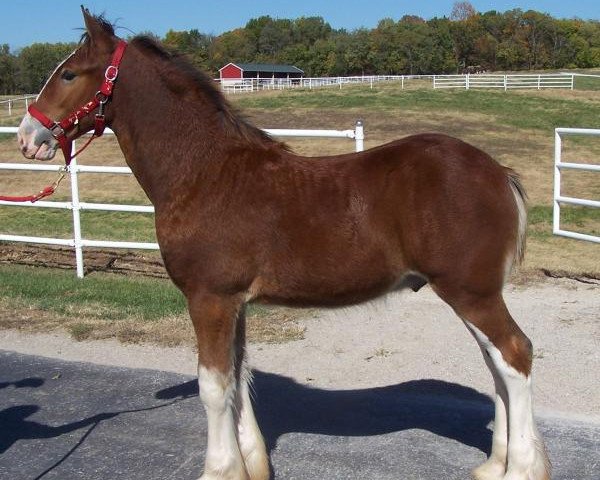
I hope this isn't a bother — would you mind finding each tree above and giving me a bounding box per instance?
[292,17,332,46]
[16,42,76,93]
[305,38,337,76]
[369,18,404,74]
[164,29,214,72]
[397,18,428,74]
[451,1,477,21]
[258,19,292,59]
[211,28,256,69]
[450,11,484,72]
[344,28,374,75]
[0,44,17,95]
[520,10,555,69]
[428,18,458,73]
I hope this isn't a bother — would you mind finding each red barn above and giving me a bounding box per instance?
[219,63,304,85]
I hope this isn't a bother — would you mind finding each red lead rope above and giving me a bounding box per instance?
[0,168,67,203]
[1,40,127,203]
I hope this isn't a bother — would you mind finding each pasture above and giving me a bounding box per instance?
[0,81,598,345]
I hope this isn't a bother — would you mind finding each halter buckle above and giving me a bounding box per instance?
[50,123,65,139]
[105,65,119,82]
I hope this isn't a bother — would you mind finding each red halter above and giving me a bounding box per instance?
[0,40,127,203]
[28,40,127,166]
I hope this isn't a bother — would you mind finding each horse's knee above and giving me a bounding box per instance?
[198,366,235,412]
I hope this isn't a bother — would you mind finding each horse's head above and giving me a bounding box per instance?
[18,7,122,162]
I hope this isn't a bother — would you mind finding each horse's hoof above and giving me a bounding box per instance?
[471,459,505,480]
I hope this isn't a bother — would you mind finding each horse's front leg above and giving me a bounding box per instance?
[189,292,249,480]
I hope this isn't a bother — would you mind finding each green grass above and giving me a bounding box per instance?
[528,205,600,239]
[0,263,301,345]
[573,75,600,91]
[234,84,600,132]
[0,264,186,321]
[529,204,600,225]
[0,205,157,242]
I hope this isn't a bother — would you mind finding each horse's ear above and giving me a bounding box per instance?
[81,5,112,49]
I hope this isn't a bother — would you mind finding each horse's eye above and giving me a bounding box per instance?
[61,70,77,82]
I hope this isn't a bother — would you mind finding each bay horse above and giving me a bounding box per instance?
[17,9,551,480]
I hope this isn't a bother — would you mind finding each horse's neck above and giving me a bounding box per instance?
[109,52,229,207]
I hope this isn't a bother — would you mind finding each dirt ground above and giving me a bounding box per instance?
[0,243,167,278]
[1,272,598,423]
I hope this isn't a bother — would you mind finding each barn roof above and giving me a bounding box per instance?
[220,63,304,74]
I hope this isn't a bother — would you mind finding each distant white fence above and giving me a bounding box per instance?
[433,73,574,90]
[0,95,37,116]
[220,73,577,93]
[0,121,365,277]
[220,75,432,93]
[553,127,600,243]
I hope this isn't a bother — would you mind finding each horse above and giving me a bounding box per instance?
[17,8,551,480]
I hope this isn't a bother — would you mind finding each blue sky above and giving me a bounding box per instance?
[2,1,598,51]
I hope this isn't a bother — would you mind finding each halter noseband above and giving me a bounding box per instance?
[28,40,127,166]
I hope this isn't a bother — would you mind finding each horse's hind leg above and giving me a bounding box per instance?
[233,307,269,480]
[437,289,550,480]
[470,352,509,480]
[188,292,249,480]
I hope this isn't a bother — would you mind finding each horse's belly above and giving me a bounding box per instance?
[251,249,408,308]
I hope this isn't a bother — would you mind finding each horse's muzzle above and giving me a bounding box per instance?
[17,113,59,161]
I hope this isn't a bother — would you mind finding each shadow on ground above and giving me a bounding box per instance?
[156,370,494,455]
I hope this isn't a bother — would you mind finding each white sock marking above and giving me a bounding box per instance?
[198,366,245,478]
[464,321,547,478]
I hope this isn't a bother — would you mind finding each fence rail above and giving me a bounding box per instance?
[0,94,37,116]
[433,73,574,90]
[219,75,433,93]
[0,121,365,277]
[553,127,600,243]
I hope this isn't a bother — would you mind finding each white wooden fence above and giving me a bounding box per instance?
[433,73,574,90]
[220,75,432,93]
[0,121,365,277]
[0,95,37,116]
[553,127,600,243]
[221,73,576,94]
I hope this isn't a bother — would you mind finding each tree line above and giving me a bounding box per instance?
[1,2,599,95]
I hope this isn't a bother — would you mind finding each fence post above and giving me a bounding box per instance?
[355,120,364,152]
[68,153,85,278]
[504,75,507,91]
[537,75,541,90]
[553,129,562,236]
[466,73,470,90]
